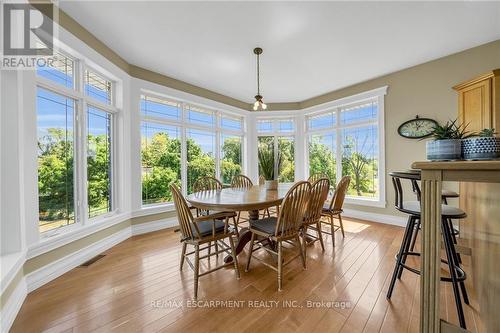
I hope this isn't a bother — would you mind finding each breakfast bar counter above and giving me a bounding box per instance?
[412,160,500,333]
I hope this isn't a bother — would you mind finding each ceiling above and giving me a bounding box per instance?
[60,1,500,104]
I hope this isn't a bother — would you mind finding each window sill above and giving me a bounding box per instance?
[344,197,386,208]
[132,203,176,218]
[27,212,130,259]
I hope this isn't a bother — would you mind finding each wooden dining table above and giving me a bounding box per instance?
[186,183,292,261]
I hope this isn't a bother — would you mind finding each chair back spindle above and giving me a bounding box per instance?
[307,173,329,184]
[304,178,330,224]
[328,176,351,212]
[170,184,200,240]
[193,176,223,192]
[275,181,311,238]
[231,175,253,189]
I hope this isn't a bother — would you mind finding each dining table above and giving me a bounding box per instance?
[186,183,293,262]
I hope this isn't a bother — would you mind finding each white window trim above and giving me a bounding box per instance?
[36,47,120,238]
[139,91,246,208]
[304,86,387,207]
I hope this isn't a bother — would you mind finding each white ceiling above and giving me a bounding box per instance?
[60,1,500,103]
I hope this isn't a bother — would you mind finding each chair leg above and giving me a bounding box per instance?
[194,244,200,300]
[409,218,421,252]
[398,216,416,279]
[448,218,461,264]
[297,235,306,269]
[228,235,240,279]
[180,242,187,270]
[441,218,466,329]
[387,215,415,300]
[215,240,219,258]
[207,241,211,257]
[277,241,283,291]
[338,214,345,238]
[316,221,325,251]
[233,216,239,235]
[329,215,335,246]
[245,233,256,272]
[443,219,469,305]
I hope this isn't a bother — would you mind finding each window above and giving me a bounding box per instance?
[257,118,296,183]
[87,106,112,218]
[36,52,117,234]
[85,69,112,104]
[306,97,383,203]
[221,134,242,184]
[141,122,181,205]
[140,94,246,203]
[187,129,216,193]
[37,88,76,232]
[37,50,74,89]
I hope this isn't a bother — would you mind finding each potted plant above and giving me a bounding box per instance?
[426,120,474,161]
[258,144,282,190]
[462,128,500,160]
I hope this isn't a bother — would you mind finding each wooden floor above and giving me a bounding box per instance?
[12,217,483,333]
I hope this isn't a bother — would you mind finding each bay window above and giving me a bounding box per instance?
[36,49,118,234]
[306,97,384,204]
[140,94,245,205]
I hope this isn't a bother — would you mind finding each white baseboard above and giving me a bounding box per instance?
[343,209,407,227]
[131,217,178,236]
[0,277,26,333]
[25,227,131,293]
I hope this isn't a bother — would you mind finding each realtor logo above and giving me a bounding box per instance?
[1,2,55,69]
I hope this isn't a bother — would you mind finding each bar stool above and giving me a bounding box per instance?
[386,171,469,329]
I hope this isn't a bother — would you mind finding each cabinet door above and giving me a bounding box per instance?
[458,78,492,132]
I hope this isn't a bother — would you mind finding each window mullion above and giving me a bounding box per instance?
[215,112,221,181]
[335,109,342,185]
[180,103,188,196]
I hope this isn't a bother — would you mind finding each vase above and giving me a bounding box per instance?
[265,180,278,190]
[426,139,462,161]
[462,137,500,160]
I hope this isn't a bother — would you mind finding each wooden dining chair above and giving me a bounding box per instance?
[321,176,350,246]
[302,178,330,253]
[230,175,253,229]
[192,176,237,254]
[307,172,329,184]
[245,181,311,291]
[258,175,276,218]
[171,184,240,299]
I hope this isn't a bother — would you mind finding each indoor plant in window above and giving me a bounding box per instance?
[426,120,473,160]
[258,145,282,190]
[462,128,500,160]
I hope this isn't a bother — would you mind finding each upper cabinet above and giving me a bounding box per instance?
[453,69,500,132]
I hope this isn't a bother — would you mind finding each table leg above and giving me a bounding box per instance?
[420,170,442,333]
[224,210,260,263]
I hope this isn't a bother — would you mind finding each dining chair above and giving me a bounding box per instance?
[245,181,311,291]
[301,178,330,253]
[230,175,253,229]
[192,176,237,254]
[321,176,350,246]
[258,175,275,218]
[307,172,329,184]
[171,184,240,299]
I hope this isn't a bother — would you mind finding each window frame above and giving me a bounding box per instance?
[256,116,296,183]
[139,91,246,208]
[304,87,386,207]
[35,48,119,237]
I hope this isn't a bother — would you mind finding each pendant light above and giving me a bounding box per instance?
[253,47,267,110]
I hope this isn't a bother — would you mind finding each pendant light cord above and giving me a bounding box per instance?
[256,52,260,96]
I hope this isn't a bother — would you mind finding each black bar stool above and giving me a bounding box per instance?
[386,171,469,329]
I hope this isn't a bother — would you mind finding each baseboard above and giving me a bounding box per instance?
[0,277,26,333]
[25,227,131,293]
[342,209,406,227]
[131,217,178,236]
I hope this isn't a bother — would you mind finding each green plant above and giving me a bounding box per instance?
[257,144,282,180]
[478,128,497,137]
[430,119,475,140]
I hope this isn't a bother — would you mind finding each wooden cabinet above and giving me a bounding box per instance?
[453,69,500,133]
[453,69,500,332]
